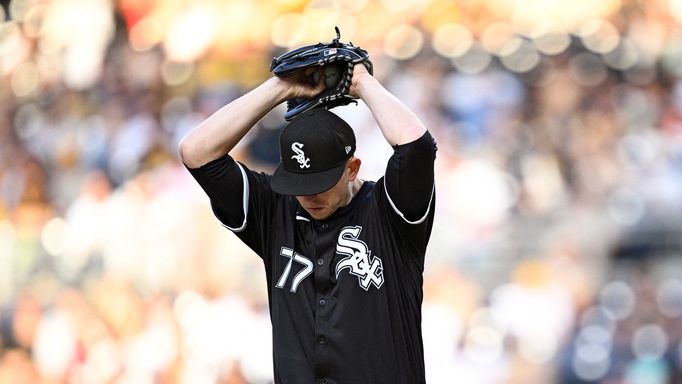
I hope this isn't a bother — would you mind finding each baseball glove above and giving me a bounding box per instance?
[270,27,373,121]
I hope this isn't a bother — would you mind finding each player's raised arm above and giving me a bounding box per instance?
[179,72,325,169]
[350,64,436,224]
[348,64,427,146]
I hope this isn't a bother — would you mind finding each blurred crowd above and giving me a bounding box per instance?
[2,0,682,383]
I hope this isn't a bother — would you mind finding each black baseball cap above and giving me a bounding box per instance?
[271,109,356,196]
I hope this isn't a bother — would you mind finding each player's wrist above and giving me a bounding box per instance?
[265,76,294,103]
[351,72,377,99]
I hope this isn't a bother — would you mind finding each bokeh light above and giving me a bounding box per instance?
[580,306,617,333]
[603,38,640,70]
[481,22,516,54]
[432,23,473,58]
[161,60,194,87]
[631,325,668,361]
[607,188,646,226]
[572,343,611,381]
[656,279,682,318]
[617,132,660,170]
[383,24,424,60]
[10,61,40,97]
[579,19,620,54]
[499,39,541,73]
[451,43,493,74]
[578,324,612,346]
[129,17,164,52]
[41,217,72,257]
[532,32,571,55]
[671,0,682,23]
[0,20,20,55]
[419,0,460,32]
[163,7,216,62]
[0,21,26,74]
[510,5,551,38]
[599,281,636,320]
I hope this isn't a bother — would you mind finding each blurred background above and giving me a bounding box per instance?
[2,0,682,383]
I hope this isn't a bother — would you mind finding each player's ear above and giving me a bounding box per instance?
[347,157,361,181]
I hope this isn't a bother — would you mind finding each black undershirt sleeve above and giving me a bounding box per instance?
[184,155,246,230]
[383,130,437,223]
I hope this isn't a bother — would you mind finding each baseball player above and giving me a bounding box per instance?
[180,62,436,383]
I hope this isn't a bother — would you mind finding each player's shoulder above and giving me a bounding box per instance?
[358,180,378,202]
[338,180,377,216]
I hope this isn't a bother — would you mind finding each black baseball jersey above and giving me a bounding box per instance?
[187,131,437,384]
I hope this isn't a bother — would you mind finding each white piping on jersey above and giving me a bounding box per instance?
[218,162,249,232]
[383,179,434,225]
[296,215,310,222]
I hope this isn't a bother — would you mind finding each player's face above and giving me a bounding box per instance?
[296,158,360,220]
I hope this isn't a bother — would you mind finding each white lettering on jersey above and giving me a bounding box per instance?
[335,226,384,291]
[291,142,310,169]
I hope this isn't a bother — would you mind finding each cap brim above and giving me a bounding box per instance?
[271,162,346,196]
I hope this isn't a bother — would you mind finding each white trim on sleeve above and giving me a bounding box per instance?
[383,179,434,225]
[217,162,249,232]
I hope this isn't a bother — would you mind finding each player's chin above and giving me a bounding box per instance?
[305,207,330,220]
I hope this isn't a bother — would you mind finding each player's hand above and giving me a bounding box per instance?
[278,68,327,100]
[348,64,373,99]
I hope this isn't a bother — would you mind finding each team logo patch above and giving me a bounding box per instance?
[291,142,310,169]
[335,226,384,290]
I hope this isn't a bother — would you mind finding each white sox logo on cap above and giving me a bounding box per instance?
[271,110,355,196]
[291,142,310,169]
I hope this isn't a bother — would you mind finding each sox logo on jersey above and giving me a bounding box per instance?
[291,142,310,169]
[335,226,384,290]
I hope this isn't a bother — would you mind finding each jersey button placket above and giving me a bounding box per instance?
[311,223,334,378]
